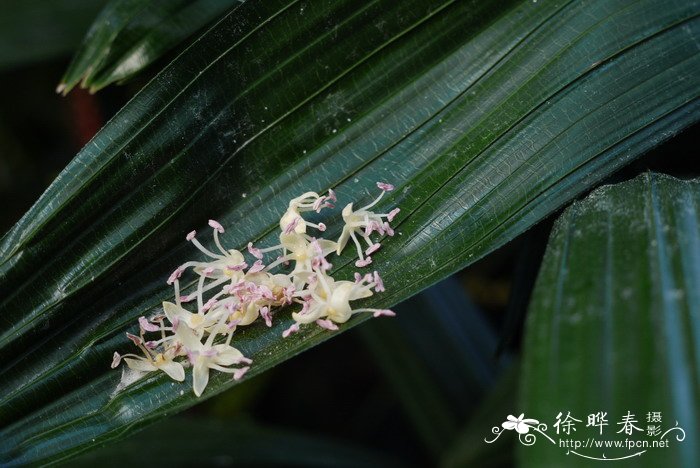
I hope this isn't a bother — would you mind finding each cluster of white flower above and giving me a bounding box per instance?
[112,182,400,396]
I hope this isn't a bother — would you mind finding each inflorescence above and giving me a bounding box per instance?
[112,183,400,396]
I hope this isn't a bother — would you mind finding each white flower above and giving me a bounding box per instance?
[336,182,400,267]
[111,340,185,382]
[184,220,248,279]
[162,301,218,335]
[175,323,251,397]
[279,190,334,234]
[263,233,336,278]
[112,182,400,397]
[290,270,394,326]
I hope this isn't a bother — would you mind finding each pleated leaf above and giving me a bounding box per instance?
[361,277,505,455]
[520,173,700,467]
[58,0,242,93]
[71,417,400,467]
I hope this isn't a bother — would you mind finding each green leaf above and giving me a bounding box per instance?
[1,0,699,464]
[442,364,520,468]
[58,0,243,94]
[360,277,506,455]
[520,173,700,467]
[0,0,106,70]
[71,417,401,467]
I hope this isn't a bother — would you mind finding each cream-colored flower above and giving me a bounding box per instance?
[336,182,399,267]
[279,190,335,234]
[290,270,393,327]
[175,322,251,397]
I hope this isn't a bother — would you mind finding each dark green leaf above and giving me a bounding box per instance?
[361,277,506,455]
[520,173,700,467]
[442,364,520,468]
[59,0,242,94]
[1,0,699,464]
[71,417,400,467]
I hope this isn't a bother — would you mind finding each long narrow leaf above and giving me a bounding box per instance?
[520,173,700,467]
[71,417,400,467]
[361,277,505,454]
[58,0,243,93]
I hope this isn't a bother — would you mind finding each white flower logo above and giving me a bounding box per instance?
[502,414,540,434]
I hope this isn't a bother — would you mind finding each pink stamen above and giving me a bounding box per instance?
[233,366,250,380]
[227,319,241,330]
[180,295,194,303]
[373,309,396,318]
[354,272,362,283]
[248,242,263,260]
[383,222,394,236]
[316,319,339,331]
[259,285,274,300]
[299,300,312,316]
[366,221,383,236]
[355,257,372,268]
[327,188,337,202]
[139,316,159,332]
[167,267,184,285]
[312,197,325,212]
[387,208,400,222]
[312,256,332,272]
[317,222,326,232]
[248,260,265,273]
[284,217,300,234]
[186,230,196,241]
[111,352,121,368]
[126,332,142,346]
[373,271,385,292]
[203,267,215,276]
[145,340,158,349]
[374,221,386,235]
[377,182,394,191]
[208,219,224,233]
[365,243,381,256]
[282,323,300,338]
[202,298,218,311]
[171,317,180,330]
[261,306,272,327]
[226,262,248,272]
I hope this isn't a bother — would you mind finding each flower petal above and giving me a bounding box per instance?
[336,228,351,255]
[123,357,156,372]
[159,361,185,382]
[213,344,246,366]
[292,303,325,324]
[192,361,210,397]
